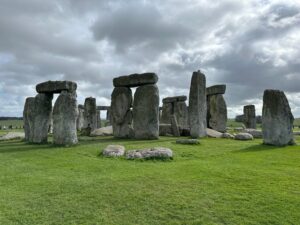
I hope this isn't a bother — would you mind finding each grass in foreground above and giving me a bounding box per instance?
[0,136,300,225]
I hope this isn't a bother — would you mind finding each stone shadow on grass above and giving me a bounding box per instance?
[0,140,59,154]
[234,143,284,153]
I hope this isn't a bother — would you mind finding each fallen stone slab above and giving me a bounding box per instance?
[206,128,223,138]
[36,81,77,93]
[90,126,113,136]
[244,129,262,138]
[234,133,253,140]
[162,95,187,103]
[206,85,226,96]
[222,133,234,139]
[126,147,173,160]
[113,73,158,88]
[176,139,200,145]
[102,145,125,157]
[0,132,25,141]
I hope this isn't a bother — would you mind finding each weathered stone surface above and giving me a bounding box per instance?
[162,95,187,103]
[0,132,25,141]
[244,129,262,138]
[23,97,35,142]
[96,110,101,128]
[53,91,78,145]
[174,101,189,128]
[235,114,244,122]
[234,133,253,140]
[206,128,223,138]
[244,105,256,129]
[90,126,113,136]
[126,147,173,160]
[222,133,234,139]
[36,81,77,93]
[97,106,110,110]
[81,127,92,136]
[111,87,132,138]
[171,115,180,137]
[106,107,112,122]
[206,85,226,96]
[160,102,172,124]
[133,84,159,139]
[113,73,158,87]
[262,89,294,146]
[76,106,84,131]
[176,139,200,145]
[189,71,207,138]
[83,97,97,131]
[159,124,172,136]
[207,94,227,132]
[102,145,125,157]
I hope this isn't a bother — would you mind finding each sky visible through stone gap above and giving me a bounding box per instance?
[0,0,299,118]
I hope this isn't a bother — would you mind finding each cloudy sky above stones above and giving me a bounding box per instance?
[0,0,300,117]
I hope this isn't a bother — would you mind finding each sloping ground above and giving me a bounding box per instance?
[0,136,299,225]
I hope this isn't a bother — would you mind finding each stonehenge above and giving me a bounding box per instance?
[244,105,256,129]
[83,97,97,131]
[262,89,294,146]
[189,70,207,138]
[76,105,84,131]
[23,81,78,145]
[111,73,159,139]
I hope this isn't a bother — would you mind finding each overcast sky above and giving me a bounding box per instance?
[0,0,300,118]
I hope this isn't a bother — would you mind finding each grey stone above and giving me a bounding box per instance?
[188,71,207,138]
[162,95,187,103]
[176,139,200,145]
[36,80,77,94]
[90,126,113,136]
[159,124,172,136]
[171,115,180,137]
[244,105,256,129]
[106,107,112,122]
[234,133,254,140]
[0,132,25,141]
[83,97,97,131]
[53,91,78,145]
[206,85,226,96]
[174,101,189,128]
[133,84,159,139]
[222,133,234,139]
[126,147,173,160]
[206,128,223,138]
[244,129,262,138]
[235,115,244,122]
[23,97,35,142]
[76,107,84,131]
[102,145,125,157]
[97,110,101,128]
[113,73,158,88]
[111,87,132,138]
[262,89,294,146]
[160,102,172,124]
[207,94,227,132]
[81,126,92,136]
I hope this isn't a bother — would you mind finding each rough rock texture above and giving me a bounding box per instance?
[163,95,187,103]
[90,126,113,136]
[206,85,226,96]
[174,101,189,128]
[96,110,101,128]
[36,80,77,93]
[207,94,227,132]
[244,105,256,129]
[222,133,234,139]
[159,124,172,136]
[244,129,262,138]
[23,97,35,142]
[106,107,111,122]
[206,128,223,138]
[102,145,125,157]
[133,84,159,139]
[113,73,158,88]
[171,115,180,137]
[235,133,254,140]
[76,107,84,131]
[83,97,97,131]
[126,147,173,160]
[160,102,172,124]
[53,91,78,145]
[0,132,25,141]
[111,87,132,138]
[176,139,200,145]
[189,71,207,138]
[262,89,294,146]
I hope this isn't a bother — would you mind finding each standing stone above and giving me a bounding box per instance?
[76,106,84,131]
[161,102,172,124]
[174,101,189,128]
[133,84,159,139]
[262,89,294,146]
[53,91,78,145]
[171,115,180,137]
[244,105,256,129]
[23,97,35,142]
[188,71,207,138]
[97,110,101,128]
[32,93,53,143]
[207,94,227,132]
[83,97,97,131]
[111,87,132,138]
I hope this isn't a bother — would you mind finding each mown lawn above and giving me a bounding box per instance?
[0,135,299,225]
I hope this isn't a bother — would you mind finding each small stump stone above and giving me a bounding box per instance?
[235,133,254,141]
[126,147,173,160]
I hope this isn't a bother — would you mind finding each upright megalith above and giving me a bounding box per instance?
[111,87,132,138]
[23,97,35,142]
[262,89,294,146]
[76,105,84,131]
[133,84,159,139]
[83,97,97,131]
[207,94,227,132]
[97,110,101,128]
[244,105,256,129]
[189,70,207,138]
[53,91,78,145]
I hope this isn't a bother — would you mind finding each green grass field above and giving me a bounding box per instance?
[0,135,300,225]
